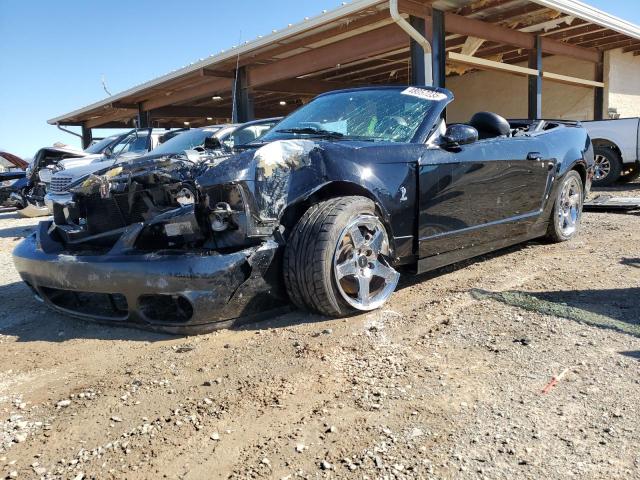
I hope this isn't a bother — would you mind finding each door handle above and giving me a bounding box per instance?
[527,152,543,161]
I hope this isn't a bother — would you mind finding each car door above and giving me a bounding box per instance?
[417,135,553,271]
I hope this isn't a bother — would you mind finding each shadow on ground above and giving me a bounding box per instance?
[620,258,640,268]
[0,224,36,239]
[620,351,640,361]
[472,287,640,338]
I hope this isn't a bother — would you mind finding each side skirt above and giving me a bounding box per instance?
[417,226,547,274]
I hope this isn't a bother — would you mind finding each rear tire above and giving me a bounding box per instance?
[593,146,622,187]
[283,196,399,317]
[545,171,584,243]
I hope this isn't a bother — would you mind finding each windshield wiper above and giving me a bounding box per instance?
[276,127,344,138]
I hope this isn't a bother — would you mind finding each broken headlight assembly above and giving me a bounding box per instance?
[205,183,246,233]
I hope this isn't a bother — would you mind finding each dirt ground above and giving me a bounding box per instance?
[0,182,638,480]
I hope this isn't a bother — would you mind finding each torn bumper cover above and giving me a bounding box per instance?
[13,221,285,334]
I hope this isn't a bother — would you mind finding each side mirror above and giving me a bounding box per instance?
[203,136,222,150]
[442,124,478,148]
[103,146,114,158]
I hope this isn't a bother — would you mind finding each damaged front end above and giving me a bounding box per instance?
[13,154,287,333]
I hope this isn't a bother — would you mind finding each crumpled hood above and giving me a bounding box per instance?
[196,139,372,187]
[195,139,389,222]
[65,153,210,196]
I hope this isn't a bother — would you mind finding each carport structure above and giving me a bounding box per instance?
[49,0,640,147]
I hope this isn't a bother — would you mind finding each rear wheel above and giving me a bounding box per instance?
[283,196,400,316]
[545,171,584,243]
[593,146,622,187]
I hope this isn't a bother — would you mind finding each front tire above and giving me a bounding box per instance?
[283,196,400,317]
[545,171,584,243]
[593,146,622,187]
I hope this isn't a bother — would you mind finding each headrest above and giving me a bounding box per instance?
[469,111,511,138]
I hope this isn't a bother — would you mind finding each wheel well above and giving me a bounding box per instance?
[591,139,622,160]
[280,182,385,232]
[572,163,587,187]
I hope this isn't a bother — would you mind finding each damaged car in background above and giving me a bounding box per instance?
[13,86,594,333]
[18,128,175,217]
[0,151,29,209]
[43,117,281,211]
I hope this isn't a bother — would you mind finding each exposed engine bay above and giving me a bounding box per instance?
[49,152,258,253]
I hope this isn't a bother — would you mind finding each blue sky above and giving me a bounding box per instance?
[0,0,636,158]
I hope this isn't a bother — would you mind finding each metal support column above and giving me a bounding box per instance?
[232,66,255,123]
[431,9,446,89]
[528,36,542,120]
[137,104,150,128]
[409,15,426,86]
[81,125,92,149]
[594,54,604,120]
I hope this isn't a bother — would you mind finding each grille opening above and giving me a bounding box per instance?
[40,287,128,319]
[138,294,194,323]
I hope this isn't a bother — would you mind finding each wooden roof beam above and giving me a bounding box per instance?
[109,102,138,110]
[254,78,362,96]
[576,34,627,48]
[243,8,396,65]
[200,68,235,78]
[443,11,600,62]
[539,36,601,61]
[594,39,640,51]
[541,71,604,88]
[149,106,233,118]
[85,109,136,129]
[564,29,626,44]
[447,51,538,76]
[141,77,233,112]
[544,23,609,41]
[247,23,409,88]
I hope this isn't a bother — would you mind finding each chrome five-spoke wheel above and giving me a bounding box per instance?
[333,215,399,311]
[556,175,583,237]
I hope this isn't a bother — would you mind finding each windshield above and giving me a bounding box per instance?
[260,88,444,143]
[150,128,219,156]
[84,135,120,154]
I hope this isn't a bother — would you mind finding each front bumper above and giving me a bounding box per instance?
[13,221,285,334]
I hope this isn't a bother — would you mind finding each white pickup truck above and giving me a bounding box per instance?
[582,118,640,186]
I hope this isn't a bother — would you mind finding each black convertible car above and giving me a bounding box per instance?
[13,86,593,333]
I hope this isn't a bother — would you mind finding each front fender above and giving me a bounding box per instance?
[197,140,418,261]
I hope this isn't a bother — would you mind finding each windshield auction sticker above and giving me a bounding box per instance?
[401,87,447,101]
